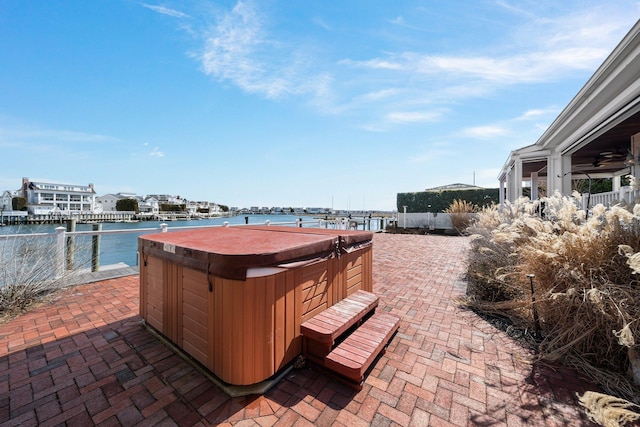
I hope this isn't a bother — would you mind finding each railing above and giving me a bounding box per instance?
[582,186,640,209]
[0,217,392,280]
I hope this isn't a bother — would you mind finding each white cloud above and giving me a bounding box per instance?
[461,125,509,139]
[348,45,609,85]
[357,123,386,133]
[516,108,560,121]
[149,147,164,157]
[174,1,636,127]
[312,17,332,31]
[195,1,331,99]
[142,3,190,19]
[494,0,533,18]
[359,89,401,102]
[386,111,443,123]
[0,124,115,143]
[476,167,501,180]
[341,6,636,94]
[408,148,452,164]
[340,58,404,71]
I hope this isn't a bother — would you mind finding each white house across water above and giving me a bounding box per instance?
[21,177,97,215]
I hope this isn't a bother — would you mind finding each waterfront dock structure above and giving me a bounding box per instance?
[0,211,233,225]
[0,211,138,225]
[0,233,600,426]
[0,212,396,232]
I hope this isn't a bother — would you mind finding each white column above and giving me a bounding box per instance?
[547,152,572,196]
[499,179,505,208]
[530,172,538,200]
[613,175,621,191]
[561,155,572,195]
[506,159,523,202]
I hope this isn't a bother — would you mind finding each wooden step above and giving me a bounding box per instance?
[301,290,379,361]
[324,312,400,388]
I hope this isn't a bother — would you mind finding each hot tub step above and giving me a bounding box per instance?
[324,312,400,389]
[301,289,379,362]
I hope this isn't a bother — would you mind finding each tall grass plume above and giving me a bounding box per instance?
[444,199,477,235]
[0,227,92,317]
[465,191,640,406]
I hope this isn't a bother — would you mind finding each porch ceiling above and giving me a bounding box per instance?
[522,109,640,178]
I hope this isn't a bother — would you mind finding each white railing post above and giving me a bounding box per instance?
[55,227,65,278]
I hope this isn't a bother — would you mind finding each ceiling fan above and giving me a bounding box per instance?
[573,152,628,170]
[599,148,627,160]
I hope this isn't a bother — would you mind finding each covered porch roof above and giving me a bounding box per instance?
[499,20,640,200]
[518,109,640,180]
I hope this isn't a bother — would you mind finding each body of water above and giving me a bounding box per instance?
[0,214,320,269]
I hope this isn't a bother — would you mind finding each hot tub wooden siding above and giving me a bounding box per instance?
[139,227,372,386]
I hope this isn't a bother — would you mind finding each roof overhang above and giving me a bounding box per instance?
[499,20,640,181]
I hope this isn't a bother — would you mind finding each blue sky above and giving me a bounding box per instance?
[1,1,638,211]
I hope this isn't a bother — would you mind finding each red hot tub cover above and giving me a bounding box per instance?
[139,226,373,281]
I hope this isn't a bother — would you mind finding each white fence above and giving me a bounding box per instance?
[395,212,456,231]
[583,186,640,208]
[0,217,393,280]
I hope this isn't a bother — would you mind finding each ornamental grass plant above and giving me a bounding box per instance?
[444,199,477,235]
[0,228,91,317]
[465,191,640,408]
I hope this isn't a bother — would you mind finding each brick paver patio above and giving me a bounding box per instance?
[0,233,600,426]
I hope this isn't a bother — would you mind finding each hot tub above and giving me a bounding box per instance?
[138,225,373,386]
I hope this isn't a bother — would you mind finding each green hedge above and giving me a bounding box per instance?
[116,198,139,213]
[397,188,500,213]
[160,203,186,212]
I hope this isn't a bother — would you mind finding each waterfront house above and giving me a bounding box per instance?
[0,191,14,211]
[306,207,328,215]
[185,200,221,216]
[21,177,97,214]
[147,194,184,205]
[498,20,640,209]
[138,196,160,215]
[96,194,122,212]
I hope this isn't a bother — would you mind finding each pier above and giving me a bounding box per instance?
[0,211,213,226]
[0,211,137,226]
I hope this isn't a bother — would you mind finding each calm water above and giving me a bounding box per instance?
[0,214,319,269]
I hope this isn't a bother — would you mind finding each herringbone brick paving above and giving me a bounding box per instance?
[0,233,600,426]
